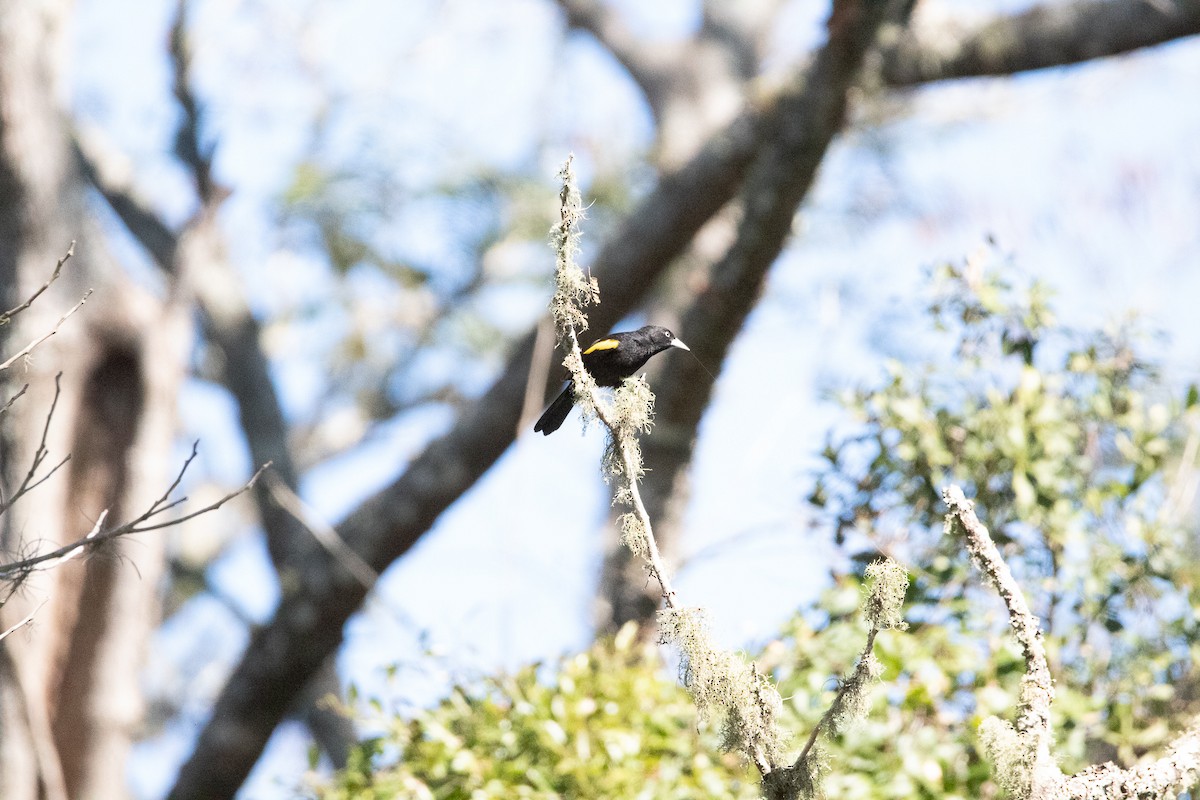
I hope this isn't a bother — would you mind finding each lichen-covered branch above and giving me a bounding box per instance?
[551,157,906,800]
[943,484,1200,799]
[549,157,675,609]
[1059,724,1200,799]
[759,560,908,800]
[943,484,1060,797]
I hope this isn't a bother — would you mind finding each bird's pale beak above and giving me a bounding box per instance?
[670,337,690,352]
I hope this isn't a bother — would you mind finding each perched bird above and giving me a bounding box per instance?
[535,324,690,435]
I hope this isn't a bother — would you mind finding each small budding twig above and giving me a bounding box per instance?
[0,242,74,326]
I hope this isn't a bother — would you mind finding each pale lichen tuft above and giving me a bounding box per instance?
[863,559,909,632]
[979,716,1034,799]
[658,607,788,768]
[549,155,599,346]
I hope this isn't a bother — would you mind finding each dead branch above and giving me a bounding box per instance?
[0,290,93,374]
[0,242,74,325]
[0,598,46,643]
[1,383,29,416]
[0,452,269,583]
[0,374,69,517]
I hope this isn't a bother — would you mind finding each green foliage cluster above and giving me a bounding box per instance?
[303,627,762,800]
[306,255,1200,799]
[809,254,1200,779]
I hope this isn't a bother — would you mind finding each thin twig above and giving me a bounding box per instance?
[126,462,270,534]
[0,289,93,373]
[169,0,216,201]
[0,374,66,516]
[43,510,108,570]
[1,384,29,416]
[0,460,269,581]
[0,598,47,643]
[0,243,74,325]
[264,472,377,590]
[143,441,201,518]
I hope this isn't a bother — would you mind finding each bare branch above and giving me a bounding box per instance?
[0,459,268,582]
[0,242,73,325]
[124,462,269,535]
[554,0,677,115]
[72,130,178,270]
[0,598,46,643]
[699,0,785,80]
[0,373,67,517]
[0,290,92,373]
[1,383,29,416]
[881,0,1200,87]
[169,0,217,202]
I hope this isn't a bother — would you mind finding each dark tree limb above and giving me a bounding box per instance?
[72,131,177,271]
[699,0,786,79]
[882,0,1200,87]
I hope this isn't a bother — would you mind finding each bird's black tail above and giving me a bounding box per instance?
[534,382,575,435]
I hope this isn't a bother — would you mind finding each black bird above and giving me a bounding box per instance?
[534,325,690,435]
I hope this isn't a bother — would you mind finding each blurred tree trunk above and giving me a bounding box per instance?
[0,2,185,798]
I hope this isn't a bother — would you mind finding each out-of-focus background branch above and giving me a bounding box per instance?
[2,0,1200,798]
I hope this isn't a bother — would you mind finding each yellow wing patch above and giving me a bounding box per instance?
[583,338,620,355]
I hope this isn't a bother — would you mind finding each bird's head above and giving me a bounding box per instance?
[638,325,690,354]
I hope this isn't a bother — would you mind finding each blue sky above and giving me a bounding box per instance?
[67,1,1200,797]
